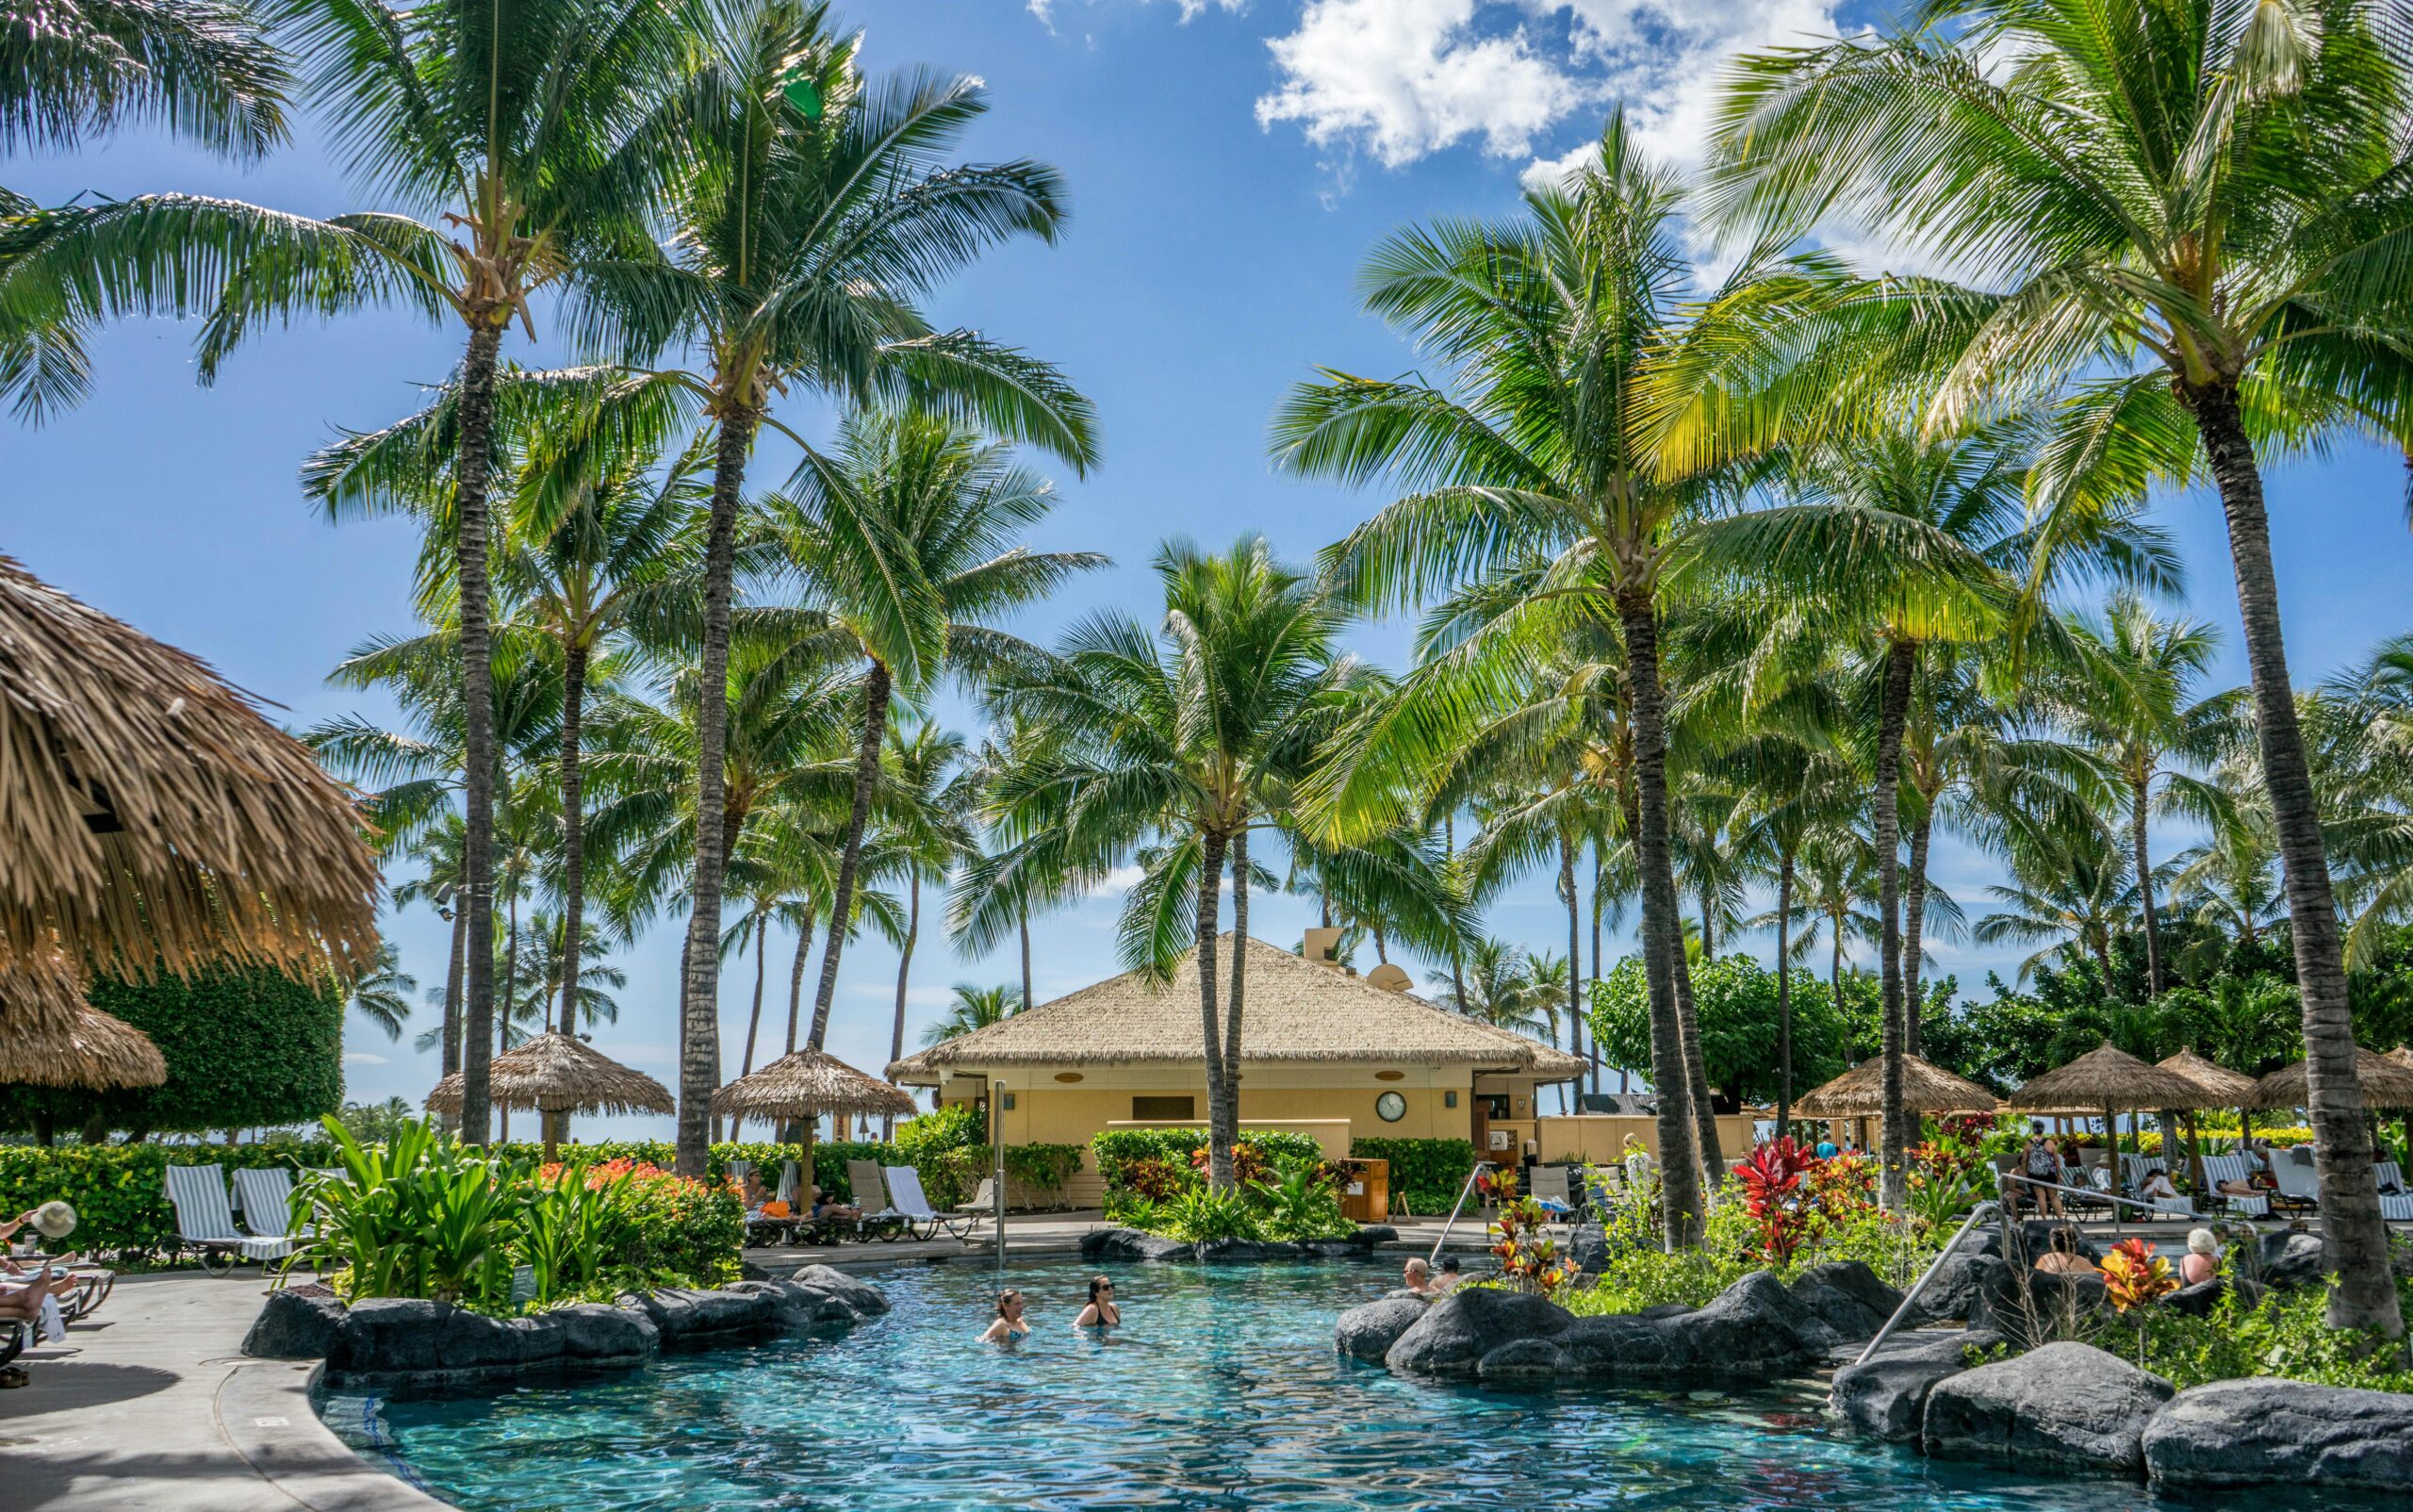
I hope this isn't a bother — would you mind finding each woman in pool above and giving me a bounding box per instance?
[980,1289,1030,1343]
[1074,1275,1121,1330]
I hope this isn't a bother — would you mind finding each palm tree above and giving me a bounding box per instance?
[0,0,289,420]
[768,408,1100,1056]
[571,1,1095,1174]
[920,982,1020,1047]
[881,720,973,1129]
[1710,0,2413,1333]
[1273,115,1866,1243]
[977,538,1360,1188]
[391,816,468,1079]
[1441,938,1542,1031]
[2043,592,2245,995]
[346,942,417,1041]
[1779,830,1881,1038]
[1976,823,2137,987]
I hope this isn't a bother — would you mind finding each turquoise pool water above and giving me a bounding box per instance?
[328,1259,2264,1511]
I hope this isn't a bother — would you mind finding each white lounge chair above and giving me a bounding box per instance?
[954,1176,999,1238]
[2271,1147,2323,1213]
[231,1167,315,1243]
[2374,1161,2413,1222]
[165,1164,294,1274]
[2200,1154,2271,1219]
[883,1165,977,1243]
[842,1159,911,1241]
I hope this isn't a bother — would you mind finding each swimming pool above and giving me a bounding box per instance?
[326,1258,2268,1510]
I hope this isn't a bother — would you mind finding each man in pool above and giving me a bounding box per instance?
[1433,1257,1464,1292]
[1402,1257,1436,1296]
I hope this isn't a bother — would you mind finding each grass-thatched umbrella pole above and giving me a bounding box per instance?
[0,955,168,1090]
[711,1048,918,1207]
[425,1032,674,1160]
[2009,1044,2208,1228]
[0,555,381,1042]
[1796,1053,1998,1153]
[2154,1049,2260,1190]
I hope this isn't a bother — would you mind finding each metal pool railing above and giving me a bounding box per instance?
[1428,1160,1496,1267]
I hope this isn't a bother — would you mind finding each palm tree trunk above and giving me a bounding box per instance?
[2184,380,2398,1335]
[2131,772,2163,996]
[1699,884,1715,960]
[499,884,519,1145]
[1903,808,1932,1057]
[1019,902,1033,1016]
[673,407,758,1176]
[1874,637,1915,1209]
[558,640,588,1040]
[742,912,767,1076]
[1447,814,1469,1023]
[454,320,506,1145]
[887,872,921,1142]
[441,902,467,1083]
[1224,828,1249,1112]
[1613,587,1704,1248]
[1776,847,1796,1135]
[1591,846,1606,1096]
[1196,829,1233,1188]
[1831,926,1846,1044]
[807,660,893,1051]
[1561,832,1582,1120]
[1669,912,1725,1181]
[784,910,813,1056]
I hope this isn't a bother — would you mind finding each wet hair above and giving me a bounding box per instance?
[2049,1225,2079,1255]
[1087,1275,1114,1306]
[1438,1257,1461,1274]
[1403,1257,1430,1278]
[994,1289,1023,1319]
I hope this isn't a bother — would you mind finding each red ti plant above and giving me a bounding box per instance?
[1737,1137,1819,1266]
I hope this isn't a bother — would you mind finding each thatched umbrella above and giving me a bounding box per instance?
[0,964,166,1089]
[2246,1048,2413,1112]
[1793,1053,1997,1157]
[1796,1054,1999,1117]
[2009,1044,2208,1217]
[426,1032,673,1159]
[0,556,381,1027]
[713,1048,917,1201]
[2155,1049,2260,1187]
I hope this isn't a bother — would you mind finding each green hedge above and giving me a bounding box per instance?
[1092,1127,1325,1192]
[1348,1137,1479,1216]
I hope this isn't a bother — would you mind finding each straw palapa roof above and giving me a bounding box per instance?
[1794,1053,1999,1117]
[713,1046,917,1120]
[887,933,1588,1083]
[0,556,381,1014]
[2155,1048,2258,1108]
[2386,1045,2413,1071]
[2246,1047,2413,1111]
[2007,1043,2208,1111]
[425,1032,673,1117]
[0,955,167,1087]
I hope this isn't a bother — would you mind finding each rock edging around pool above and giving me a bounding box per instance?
[1081,1225,1398,1264]
[241,1265,889,1393]
[1337,1260,1902,1384]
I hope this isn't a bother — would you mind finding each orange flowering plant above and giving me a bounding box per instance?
[1480,1168,1583,1298]
[2101,1238,2178,1311]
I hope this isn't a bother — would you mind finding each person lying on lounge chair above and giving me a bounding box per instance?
[808,1187,861,1224]
[2139,1168,2180,1204]
[738,1169,771,1213]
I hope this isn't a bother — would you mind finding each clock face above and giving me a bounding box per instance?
[1375,1091,1407,1123]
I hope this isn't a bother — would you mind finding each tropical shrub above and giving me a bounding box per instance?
[1346,1137,1479,1215]
[1477,1167,1580,1298]
[2128,1275,2413,1394]
[1092,1128,1321,1194]
[1158,1185,1261,1242]
[1734,1137,1818,1266]
[1251,1157,1353,1242]
[894,1102,984,1158]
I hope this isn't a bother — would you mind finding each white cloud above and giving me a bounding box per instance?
[342,1051,390,1067]
[1030,0,1244,27]
[1249,0,1841,181]
[1256,0,1592,169]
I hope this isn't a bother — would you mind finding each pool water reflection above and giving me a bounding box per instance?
[331,1258,2252,1511]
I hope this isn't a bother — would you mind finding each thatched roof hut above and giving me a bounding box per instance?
[2007,1044,2208,1112]
[2386,1045,2413,1071]
[889,933,1588,1083]
[714,1047,918,1123]
[425,1032,673,1118]
[1794,1054,1998,1117]
[0,979,166,1089]
[0,555,381,1020]
[2246,1048,2413,1111]
[2154,1048,2258,1109]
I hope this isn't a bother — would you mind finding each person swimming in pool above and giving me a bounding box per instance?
[1074,1275,1121,1330]
[980,1289,1030,1344]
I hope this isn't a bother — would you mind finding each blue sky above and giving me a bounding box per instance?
[7,0,2410,1137]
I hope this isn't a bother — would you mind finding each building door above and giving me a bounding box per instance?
[1469,1098,1488,1154]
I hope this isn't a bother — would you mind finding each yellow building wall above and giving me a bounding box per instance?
[947,1063,1558,1151]
[1532,1113,1763,1165]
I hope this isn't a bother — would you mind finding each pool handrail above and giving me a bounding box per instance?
[1851,1198,2000,1368]
[1427,1160,1497,1268]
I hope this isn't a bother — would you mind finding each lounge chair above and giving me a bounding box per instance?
[2200,1154,2272,1219]
[844,1159,909,1241]
[233,1167,316,1243]
[2270,1147,2322,1214]
[164,1164,295,1274]
[953,1177,1000,1239]
[2058,1159,2113,1215]
[882,1166,977,1242]
[2375,1161,2413,1222]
